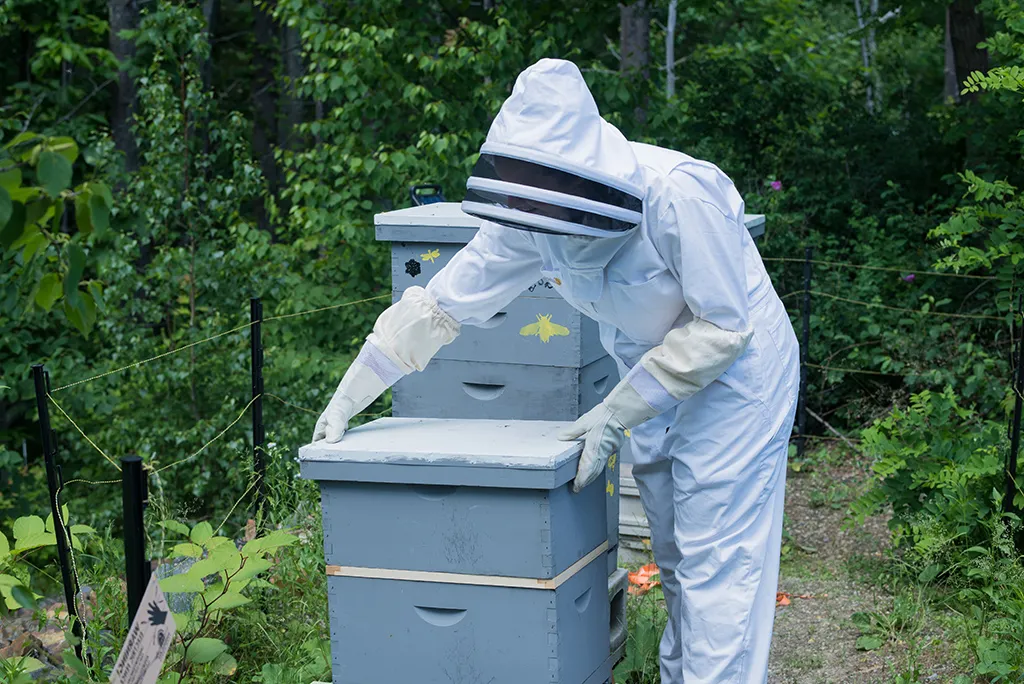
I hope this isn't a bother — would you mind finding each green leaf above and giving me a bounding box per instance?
[34,273,62,311]
[855,635,884,651]
[190,521,213,545]
[233,556,272,583]
[171,543,204,559]
[90,181,113,209]
[917,564,942,583]
[13,532,56,552]
[0,165,21,191]
[63,290,96,335]
[211,652,237,676]
[44,507,68,534]
[21,227,48,263]
[8,186,39,203]
[24,197,52,227]
[0,532,8,560]
[10,585,37,610]
[49,137,79,164]
[0,574,19,590]
[12,516,44,541]
[62,650,90,679]
[206,590,250,611]
[69,524,95,536]
[159,573,205,594]
[1,656,44,674]
[5,132,40,152]
[0,186,10,229]
[74,192,92,235]
[243,530,298,556]
[89,193,110,236]
[37,151,72,197]
[159,520,191,536]
[87,281,105,312]
[64,243,86,294]
[0,201,25,249]
[185,638,228,664]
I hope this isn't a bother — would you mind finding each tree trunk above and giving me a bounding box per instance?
[948,0,988,103]
[620,0,650,124]
[201,0,219,159]
[18,29,31,85]
[665,0,677,99]
[944,7,960,102]
[869,0,881,111]
[109,0,140,172]
[253,1,280,237]
[279,25,304,151]
[853,0,873,114]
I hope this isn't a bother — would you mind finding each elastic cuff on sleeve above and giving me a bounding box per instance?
[624,364,680,414]
[356,341,405,387]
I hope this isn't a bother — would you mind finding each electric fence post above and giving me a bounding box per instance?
[251,297,266,531]
[31,364,86,662]
[121,455,150,624]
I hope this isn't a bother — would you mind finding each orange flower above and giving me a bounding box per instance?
[628,563,661,595]
[776,592,791,606]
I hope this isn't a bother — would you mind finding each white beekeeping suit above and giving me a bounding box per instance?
[313,58,799,684]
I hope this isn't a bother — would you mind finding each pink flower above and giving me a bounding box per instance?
[902,274,916,283]
[770,180,783,191]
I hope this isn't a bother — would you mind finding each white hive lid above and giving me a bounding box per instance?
[299,417,584,490]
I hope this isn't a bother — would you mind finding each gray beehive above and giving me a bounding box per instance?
[299,418,613,684]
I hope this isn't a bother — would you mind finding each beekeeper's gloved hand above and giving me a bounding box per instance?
[312,359,390,443]
[559,318,755,492]
[311,287,460,444]
[558,379,659,493]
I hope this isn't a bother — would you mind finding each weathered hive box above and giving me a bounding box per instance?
[391,356,619,422]
[299,418,613,684]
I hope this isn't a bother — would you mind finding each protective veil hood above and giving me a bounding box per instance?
[462,59,646,239]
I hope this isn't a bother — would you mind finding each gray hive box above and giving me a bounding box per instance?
[300,418,613,684]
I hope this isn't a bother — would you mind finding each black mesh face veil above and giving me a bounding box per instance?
[461,153,644,238]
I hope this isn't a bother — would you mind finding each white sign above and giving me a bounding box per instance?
[109,574,177,684]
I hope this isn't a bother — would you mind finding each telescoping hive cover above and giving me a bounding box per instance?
[298,417,585,489]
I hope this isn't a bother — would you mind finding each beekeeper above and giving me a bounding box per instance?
[313,58,799,684]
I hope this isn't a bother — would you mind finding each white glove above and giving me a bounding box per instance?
[558,377,659,493]
[312,357,389,443]
[312,287,460,444]
[557,404,628,493]
[558,317,752,492]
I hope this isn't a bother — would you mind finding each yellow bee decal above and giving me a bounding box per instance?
[519,314,570,343]
[607,453,617,471]
[421,248,441,264]
[606,481,615,496]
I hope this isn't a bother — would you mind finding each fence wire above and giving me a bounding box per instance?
[47,392,121,471]
[51,293,391,394]
[782,289,1004,322]
[762,256,997,280]
[152,394,262,475]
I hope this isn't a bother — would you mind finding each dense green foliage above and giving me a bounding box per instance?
[3,0,1024,680]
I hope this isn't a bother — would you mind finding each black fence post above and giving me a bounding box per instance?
[31,365,86,661]
[250,298,266,529]
[121,455,150,625]
[796,248,813,460]
[1006,296,1023,516]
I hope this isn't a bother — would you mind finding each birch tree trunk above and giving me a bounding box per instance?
[666,0,677,99]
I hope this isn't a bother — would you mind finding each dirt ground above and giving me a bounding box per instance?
[768,451,971,684]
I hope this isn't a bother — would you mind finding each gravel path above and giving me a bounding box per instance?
[768,453,970,683]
